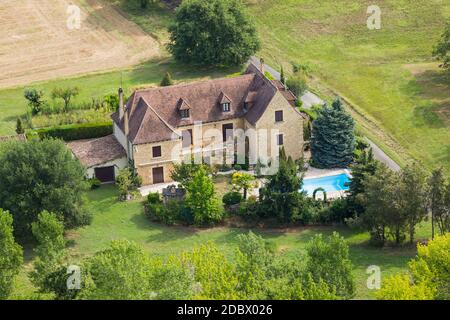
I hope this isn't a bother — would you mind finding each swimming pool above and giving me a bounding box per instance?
[301,173,351,196]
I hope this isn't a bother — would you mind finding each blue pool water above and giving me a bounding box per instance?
[302,173,351,196]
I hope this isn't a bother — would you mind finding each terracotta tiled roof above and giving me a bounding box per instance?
[112,62,296,144]
[67,134,126,167]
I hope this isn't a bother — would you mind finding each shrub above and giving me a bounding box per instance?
[31,122,113,141]
[222,191,243,206]
[238,197,261,221]
[233,164,242,171]
[147,192,162,205]
[316,198,350,224]
[88,178,101,190]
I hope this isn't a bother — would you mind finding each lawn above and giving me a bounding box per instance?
[248,0,450,170]
[13,185,431,300]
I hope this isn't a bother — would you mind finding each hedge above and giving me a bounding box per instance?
[28,122,113,141]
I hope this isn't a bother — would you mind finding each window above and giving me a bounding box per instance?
[222,123,234,142]
[222,103,230,112]
[275,110,283,122]
[277,134,284,146]
[152,146,162,158]
[180,109,190,119]
[182,129,193,148]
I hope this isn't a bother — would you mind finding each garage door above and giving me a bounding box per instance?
[94,166,115,183]
[152,167,164,184]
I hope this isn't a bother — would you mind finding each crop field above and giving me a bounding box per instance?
[0,0,160,89]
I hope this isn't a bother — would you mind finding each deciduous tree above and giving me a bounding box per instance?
[185,167,222,225]
[168,0,260,66]
[29,211,66,292]
[0,209,23,299]
[305,232,355,299]
[0,140,90,239]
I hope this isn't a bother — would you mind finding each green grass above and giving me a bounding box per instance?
[248,0,450,170]
[13,185,432,300]
[0,58,240,135]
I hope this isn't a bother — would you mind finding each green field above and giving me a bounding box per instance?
[13,185,432,300]
[248,0,450,169]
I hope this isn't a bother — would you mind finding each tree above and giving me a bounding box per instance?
[311,97,355,168]
[160,72,174,86]
[231,172,256,199]
[29,211,66,292]
[80,240,154,300]
[378,234,450,300]
[181,242,239,299]
[0,209,23,299]
[24,88,45,115]
[376,274,435,300]
[286,72,308,97]
[259,148,309,223]
[16,117,25,134]
[360,164,402,245]
[185,166,223,225]
[399,163,428,243]
[171,161,212,187]
[305,232,355,299]
[235,231,274,299]
[0,139,90,239]
[432,23,449,71]
[428,168,449,236]
[115,168,135,201]
[103,93,119,112]
[280,65,286,85]
[347,148,378,215]
[168,0,260,66]
[51,87,80,112]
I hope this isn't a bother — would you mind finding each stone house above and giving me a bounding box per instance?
[72,61,306,185]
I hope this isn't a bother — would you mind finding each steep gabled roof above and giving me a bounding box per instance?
[112,61,298,145]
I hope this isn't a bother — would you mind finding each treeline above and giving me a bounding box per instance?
[0,208,355,300]
[347,150,450,246]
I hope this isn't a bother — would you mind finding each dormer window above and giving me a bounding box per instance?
[180,109,190,119]
[177,98,191,119]
[222,103,230,112]
[219,92,231,113]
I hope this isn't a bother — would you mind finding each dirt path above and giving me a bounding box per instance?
[0,0,160,89]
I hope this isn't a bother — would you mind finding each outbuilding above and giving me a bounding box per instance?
[67,134,128,183]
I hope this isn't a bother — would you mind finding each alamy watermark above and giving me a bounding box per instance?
[366,265,381,290]
[367,5,381,30]
[67,5,81,30]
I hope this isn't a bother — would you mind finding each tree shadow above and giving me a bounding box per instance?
[403,67,450,129]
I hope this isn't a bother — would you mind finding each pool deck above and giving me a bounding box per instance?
[304,167,352,179]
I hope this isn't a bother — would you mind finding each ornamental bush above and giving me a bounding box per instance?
[222,191,243,206]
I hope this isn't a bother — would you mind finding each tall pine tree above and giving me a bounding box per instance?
[311,98,355,168]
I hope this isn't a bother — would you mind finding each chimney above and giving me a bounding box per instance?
[124,105,129,137]
[118,87,124,120]
[260,57,265,75]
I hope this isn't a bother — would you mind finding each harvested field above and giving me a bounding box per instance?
[0,0,160,89]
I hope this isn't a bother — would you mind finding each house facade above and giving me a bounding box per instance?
[112,62,306,185]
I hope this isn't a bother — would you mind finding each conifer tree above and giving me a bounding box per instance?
[311,98,355,168]
[160,72,174,87]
